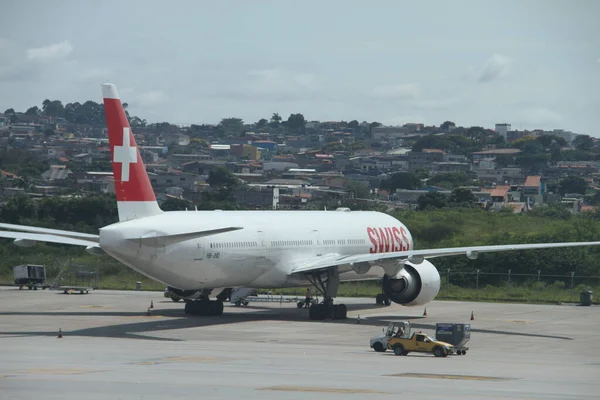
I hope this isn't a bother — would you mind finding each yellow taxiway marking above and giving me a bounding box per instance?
[133,356,230,365]
[12,368,97,375]
[387,373,513,381]
[503,319,536,324]
[258,386,386,394]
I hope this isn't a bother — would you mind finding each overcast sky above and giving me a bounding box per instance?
[1,0,599,134]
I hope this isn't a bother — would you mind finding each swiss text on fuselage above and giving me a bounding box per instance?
[367,226,410,254]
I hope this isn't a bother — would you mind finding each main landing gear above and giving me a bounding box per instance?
[183,289,224,316]
[305,268,347,321]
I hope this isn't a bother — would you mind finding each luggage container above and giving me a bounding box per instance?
[435,323,470,355]
[13,264,47,289]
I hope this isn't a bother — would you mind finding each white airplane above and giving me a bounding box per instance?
[1,83,600,320]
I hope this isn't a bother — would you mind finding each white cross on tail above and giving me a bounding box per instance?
[113,127,137,182]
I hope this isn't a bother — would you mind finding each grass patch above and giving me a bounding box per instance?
[1,273,597,305]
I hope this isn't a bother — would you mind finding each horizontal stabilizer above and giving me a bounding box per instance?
[130,226,244,246]
[0,223,99,242]
[0,231,99,247]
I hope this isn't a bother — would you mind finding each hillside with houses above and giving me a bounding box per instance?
[1,102,598,215]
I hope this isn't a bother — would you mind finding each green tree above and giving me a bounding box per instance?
[417,192,448,210]
[380,172,420,192]
[25,106,41,116]
[269,113,282,128]
[255,118,268,130]
[572,135,594,151]
[559,176,587,196]
[207,167,238,189]
[218,118,244,135]
[345,180,370,198]
[160,198,194,211]
[448,187,477,207]
[0,195,36,223]
[286,113,306,133]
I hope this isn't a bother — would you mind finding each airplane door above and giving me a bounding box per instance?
[257,230,266,256]
[312,230,323,256]
[194,238,205,262]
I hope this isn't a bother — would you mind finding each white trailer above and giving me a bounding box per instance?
[13,264,48,290]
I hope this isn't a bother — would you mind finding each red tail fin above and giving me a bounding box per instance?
[102,83,162,221]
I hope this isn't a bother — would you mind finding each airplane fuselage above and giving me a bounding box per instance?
[99,209,413,290]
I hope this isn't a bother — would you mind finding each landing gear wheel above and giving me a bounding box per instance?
[333,304,347,319]
[304,268,346,321]
[309,303,327,320]
[393,344,405,356]
[373,342,386,352]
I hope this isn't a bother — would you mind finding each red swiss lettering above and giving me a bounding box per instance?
[367,227,377,253]
[367,226,411,253]
[392,227,401,252]
[400,227,410,251]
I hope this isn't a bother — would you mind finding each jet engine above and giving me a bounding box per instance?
[381,259,440,306]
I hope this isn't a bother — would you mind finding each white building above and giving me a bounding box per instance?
[495,123,511,140]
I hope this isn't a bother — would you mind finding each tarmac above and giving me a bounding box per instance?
[0,286,598,399]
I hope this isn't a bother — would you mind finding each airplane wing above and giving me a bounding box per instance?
[0,223,99,242]
[0,231,98,247]
[289,240,600,275]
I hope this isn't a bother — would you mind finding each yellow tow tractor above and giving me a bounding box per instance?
[387,324,454,357]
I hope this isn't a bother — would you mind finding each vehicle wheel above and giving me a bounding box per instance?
[243,301,249,306]
[235,300,241,307]
[393,344,405,356]
[376,294,384,305]
[433,346,445,358]
[462,350,467,355]
[297,301,304,308]
[373,342,385,352]
[171,297,181,302]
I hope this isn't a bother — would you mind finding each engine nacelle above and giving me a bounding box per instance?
[14,238,36,247]
[381,259,440,307]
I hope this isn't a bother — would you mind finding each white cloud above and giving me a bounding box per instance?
[517,106,563,126]
[371,83,420,99]
[470,54,512,83]
[135,90,168,107]
[27,41,73,62]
